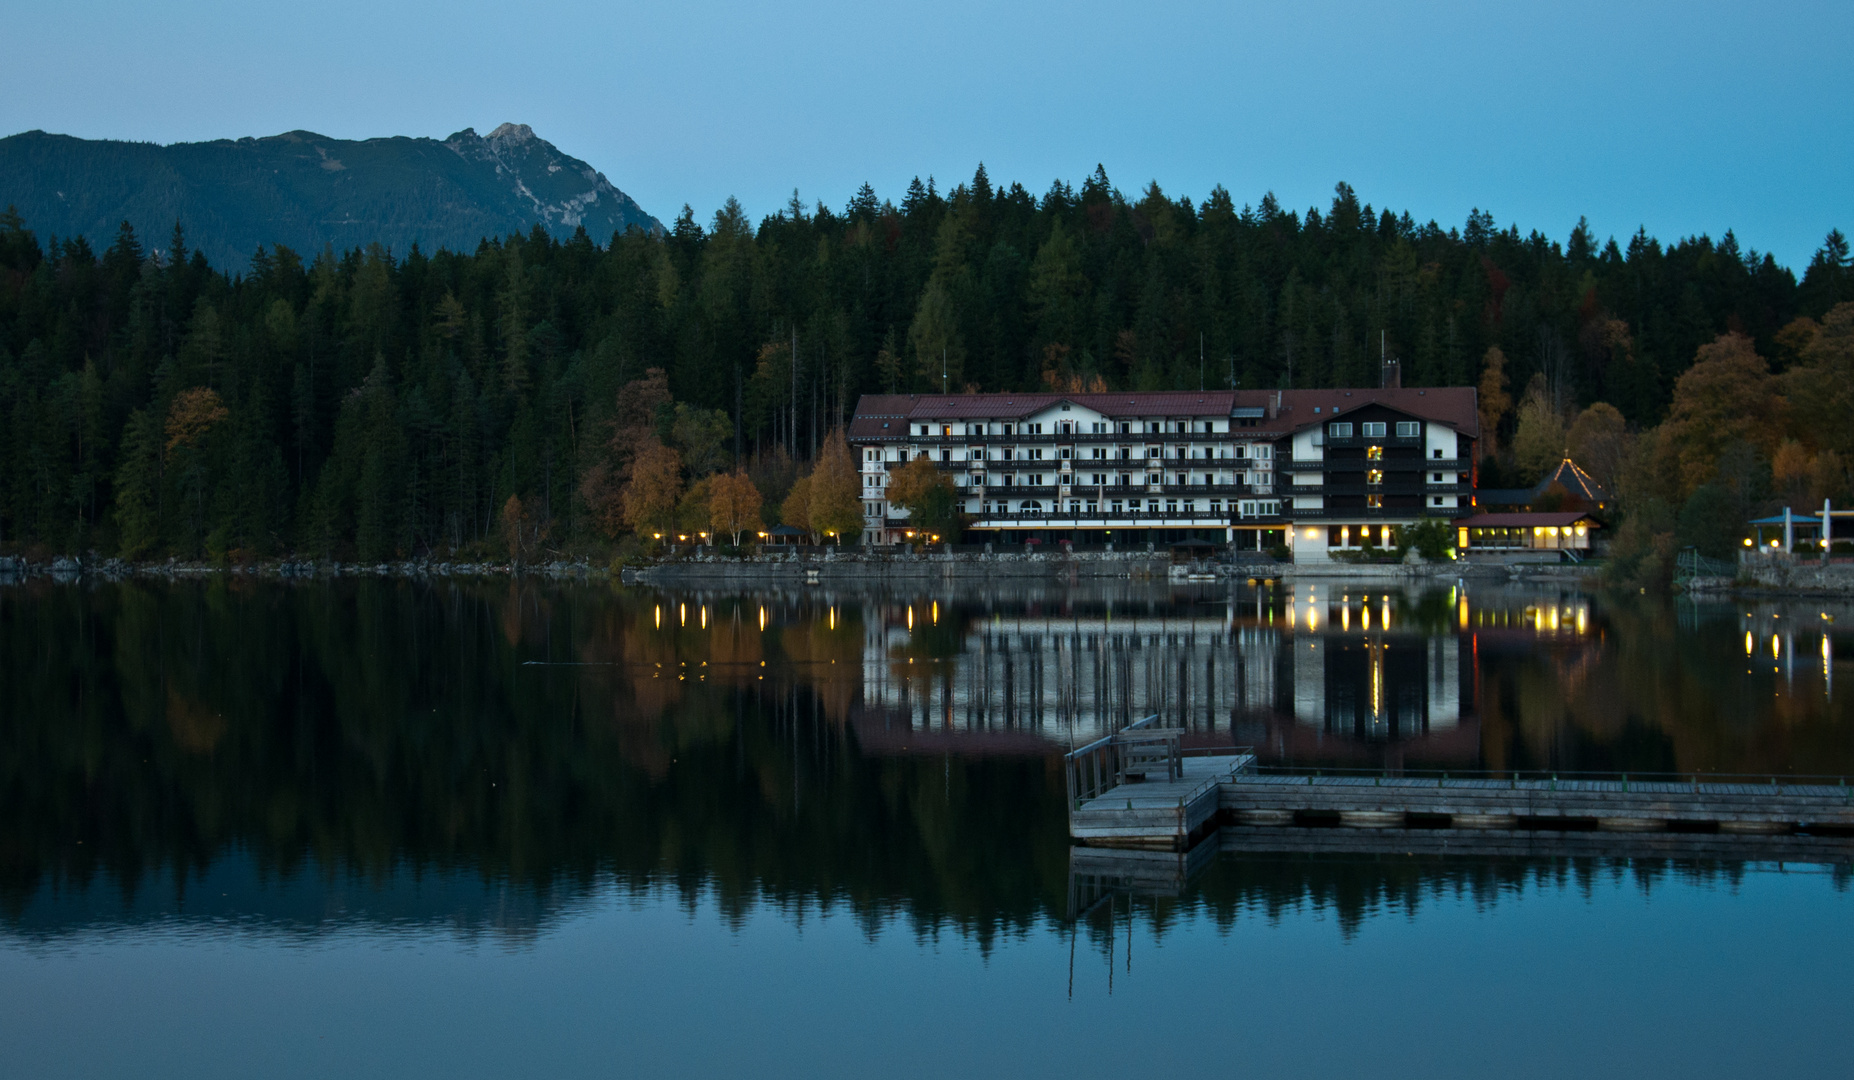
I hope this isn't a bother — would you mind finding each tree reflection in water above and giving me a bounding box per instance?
[2,578,1851,942]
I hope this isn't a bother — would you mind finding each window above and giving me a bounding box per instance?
[1255,445,1272,460]
[1202,473,1213,485]
[1059,447,1071,459]
[1366,469,1384,486]
[1058,421,1072,434]
[1328,422,1353,438]
[1030,448,1043,460]
[1030,474,1044,486]
[1119,473,1131,485]
[1396,421,1420,438]
[1092,473,1105,485]
[1233,445,1247,459]
[1091,447,1105,459]
[1174,421,1186,434]
[1362,422,1387,437]
[1119,448,1131,460]
[1433,496,1444,506]
[1367,494,1384,509]
[1118,422,1131,434]
[1086,500,1098,513]
[1002,448,1014,461]
[1110,500,1124,513]
[1021,500,1043,514]
[1433,448,1443,458]
[1366,446,1383,461]
[1175,472,1187,485]
[1146,500,1160,514]
[1210,499,1222,513]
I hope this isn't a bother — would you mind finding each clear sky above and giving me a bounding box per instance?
[3,0,1849,268]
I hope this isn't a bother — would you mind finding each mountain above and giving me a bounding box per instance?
[0,123,661,268]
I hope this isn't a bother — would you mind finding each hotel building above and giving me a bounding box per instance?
[847,383,1478,560]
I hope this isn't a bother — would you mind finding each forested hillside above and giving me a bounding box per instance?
[0,165,1849,564]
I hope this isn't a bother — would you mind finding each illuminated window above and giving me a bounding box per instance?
[1366,445,1383,461]
[1366,469,1384,486]
[1367,494,1384,508]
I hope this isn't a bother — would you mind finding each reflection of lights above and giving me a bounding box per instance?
[679,602,687,627]
[654,605,661,629]
[1773,636,1782,659]
[1459,596,1469,630]
[758,606,767,631]
[1341,605,1350,632]
[1576,606,1588,635]
[1306,605,1320,632]
[907,607,914,630]
[1361,605,1371,631]
[1381,601,1391,630]
[1745,631,1754,656]
[829,607,836,630]
[700,606,707,629]
[932,601,939,625]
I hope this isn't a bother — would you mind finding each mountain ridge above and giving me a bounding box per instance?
[0,124,661,268]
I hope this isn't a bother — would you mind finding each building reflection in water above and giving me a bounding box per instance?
[856,585,1601,770]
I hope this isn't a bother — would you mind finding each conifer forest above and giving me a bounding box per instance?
[1,168,1850,564]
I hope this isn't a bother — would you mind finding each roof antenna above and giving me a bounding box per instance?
[942,346,947,394]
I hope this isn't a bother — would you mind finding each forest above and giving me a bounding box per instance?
[0,166,1850,573]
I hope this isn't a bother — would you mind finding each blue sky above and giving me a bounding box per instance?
[3,0,1849,268]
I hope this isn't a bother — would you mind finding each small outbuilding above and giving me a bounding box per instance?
[1454,511,1600,552]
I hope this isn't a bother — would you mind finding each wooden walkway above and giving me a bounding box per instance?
[1069,754,1254,849]
[1066,752,1854,849]
[1221,773,1854,831]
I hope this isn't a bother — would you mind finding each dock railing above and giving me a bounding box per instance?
[1240,763,1854,796]
[1064,715,1177,809]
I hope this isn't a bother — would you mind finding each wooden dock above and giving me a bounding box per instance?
[1064,716,1255,850]
[1065,736,1854,850]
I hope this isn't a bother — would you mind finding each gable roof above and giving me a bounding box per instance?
[847,385,1480,439]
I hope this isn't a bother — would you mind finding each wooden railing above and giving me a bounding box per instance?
[1063,714,1181,809]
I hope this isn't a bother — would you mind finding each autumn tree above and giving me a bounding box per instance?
[781,475,812,536]
[707,471,763,546]
[1657,333,1787,498]
[621,438,683,536]
[887,454,959,540]
[582,369,675,539]
[1510,375,1566,483]
[1566,402,1628,495]
[499,494,550,565]
[807,429,863,543]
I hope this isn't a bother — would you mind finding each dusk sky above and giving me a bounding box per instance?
[4,0,1849,267]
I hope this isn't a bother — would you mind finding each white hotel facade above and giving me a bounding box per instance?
[847,385,1479,560]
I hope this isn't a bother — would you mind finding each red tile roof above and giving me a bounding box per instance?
[848,385,1480,439]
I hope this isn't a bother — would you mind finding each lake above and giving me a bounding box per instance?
[2,576,1851,1079]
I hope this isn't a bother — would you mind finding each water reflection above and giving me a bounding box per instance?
[2,577,1853,942]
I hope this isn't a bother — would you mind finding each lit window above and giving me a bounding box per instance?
[1367,494,1384,509]
[1367,446,1383,461]
[1367,469,1384,486]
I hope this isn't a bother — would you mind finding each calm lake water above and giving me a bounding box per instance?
[3,576,1852,1079]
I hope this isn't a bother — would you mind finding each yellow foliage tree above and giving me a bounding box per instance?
[1566,402,1628,495]
[807,429,864,543]
[781,474,812,536]
[621,438,683,535]
[708,471,763,545]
